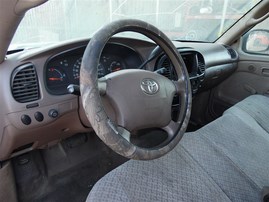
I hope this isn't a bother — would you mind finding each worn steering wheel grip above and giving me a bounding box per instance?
[80,19,192,160]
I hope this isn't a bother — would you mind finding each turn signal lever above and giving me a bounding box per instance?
[67,78,107,96]
[67,84,80,96]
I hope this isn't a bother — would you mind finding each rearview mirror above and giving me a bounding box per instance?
[243,29,269,54]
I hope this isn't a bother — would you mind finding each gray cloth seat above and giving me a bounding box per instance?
[87,95,269,202]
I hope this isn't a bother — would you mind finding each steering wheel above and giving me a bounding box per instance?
[80,19,191,160]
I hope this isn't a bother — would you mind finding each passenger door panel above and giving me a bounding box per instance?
[209,46,269,119]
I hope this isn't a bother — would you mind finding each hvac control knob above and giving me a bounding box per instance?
[48,109,59,118]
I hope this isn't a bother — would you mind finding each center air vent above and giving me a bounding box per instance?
[156,56,178,80]
[11,64,40,103]
[160,57,172,78]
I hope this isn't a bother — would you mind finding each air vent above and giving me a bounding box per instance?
[198,61,205,73]
[11,64,40,103]
[197,54,205,74]
[223,45,237,59]
[156,56,178,80]
[161,58,172,78]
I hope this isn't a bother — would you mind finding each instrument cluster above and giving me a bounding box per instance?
[45,43,142,94]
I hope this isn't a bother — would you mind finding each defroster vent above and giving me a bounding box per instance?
[11,64,40,103]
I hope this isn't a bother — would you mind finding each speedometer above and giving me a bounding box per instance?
[73,57,106,79]
[98,63,106,77]
[73,57,81,80]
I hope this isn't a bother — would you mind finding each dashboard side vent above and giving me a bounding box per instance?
[11,64,40,103]
[223,45,237,59]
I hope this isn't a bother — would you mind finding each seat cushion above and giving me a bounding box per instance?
[87,144,232,202]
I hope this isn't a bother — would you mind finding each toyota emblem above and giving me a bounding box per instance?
[140,78,159,95]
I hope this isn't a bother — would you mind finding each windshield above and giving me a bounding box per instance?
[10,0,261,49]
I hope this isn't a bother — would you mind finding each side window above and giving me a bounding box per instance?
[242,18,269,55]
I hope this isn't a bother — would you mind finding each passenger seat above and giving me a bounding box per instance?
[224,94,269,133]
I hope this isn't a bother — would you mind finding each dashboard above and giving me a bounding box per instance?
[0,37,238,160]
